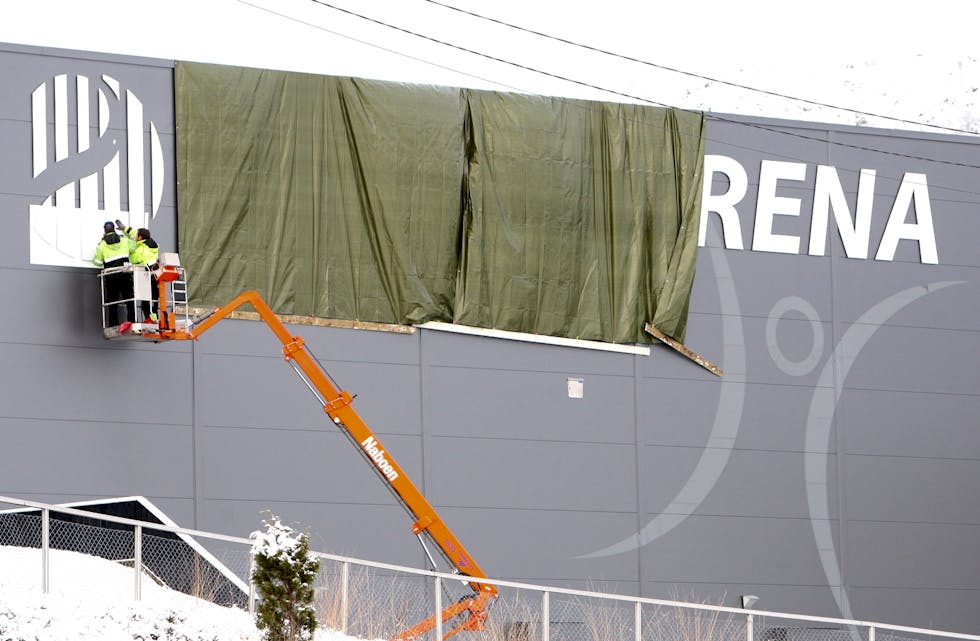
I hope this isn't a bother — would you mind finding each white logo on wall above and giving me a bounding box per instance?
[29,73,165,267]
[698,155,940,264]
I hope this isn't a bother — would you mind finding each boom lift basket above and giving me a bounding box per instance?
[100,252,190,341]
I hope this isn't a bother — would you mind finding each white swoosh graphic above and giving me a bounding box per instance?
[805,281,963,619]
[578,244,747,558]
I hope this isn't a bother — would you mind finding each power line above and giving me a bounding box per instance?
[234,0,704,135]
[302,0,980,169]
[304,0,679,108]
[233,0,529,94]
[234,0,980,173]
[417,0,980,138]
[707,115,980,170]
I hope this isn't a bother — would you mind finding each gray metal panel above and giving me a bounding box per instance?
[197,353,327,430]
[841,323,980,395]
[441,506,640,582]
[423,362,636,443]
[689,251,835,319]
[845,521,980,589]
[0,417,192,498]
[641,515,837,586]
[833,261,980,330]
[638,379,836,453]
[199,427,420,505]
[932,207,980,268]
[0,120,34,193]
[840,388,980,459]
[141,497,196,528]
[324,360,422,436]
[844,455,980,524]
[641,448,839,519]
[0,42,174,107]
[427,437,636,512]
[0,266,107,341]
[194,328,422,436]
[0,342,191,424]
[0,197,37,268]
[0,255,179,345]
[703,116,831,174]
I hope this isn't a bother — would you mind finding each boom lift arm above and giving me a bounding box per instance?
[136,275,497,641]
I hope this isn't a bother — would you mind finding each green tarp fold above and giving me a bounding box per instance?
[457,93,704,343]
[175,61,704,343]
[176,63,464,324]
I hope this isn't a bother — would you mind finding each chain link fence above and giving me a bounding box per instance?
[2,495,979,641]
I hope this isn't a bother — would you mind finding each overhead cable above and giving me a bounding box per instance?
[418,0,980,137]
[234,0,980,172]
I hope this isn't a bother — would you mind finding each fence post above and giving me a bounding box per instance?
[869,625,875,641]
[41,508,49,594]
[435,576,443,641]
[635,601,642,641]
[248,552,256,615]
[542,590,550,641]
[134,524,142,601]
[747,613,754,641]
[341,561,349,635]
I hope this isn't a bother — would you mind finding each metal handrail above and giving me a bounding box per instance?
[2,494,978,641]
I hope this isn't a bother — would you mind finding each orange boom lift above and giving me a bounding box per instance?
[102,257,496,641]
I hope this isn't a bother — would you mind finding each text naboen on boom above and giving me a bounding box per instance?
[361,436,399,481]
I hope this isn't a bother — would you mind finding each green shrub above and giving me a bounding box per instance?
[250,514,321,641]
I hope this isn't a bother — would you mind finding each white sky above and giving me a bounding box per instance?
[0,545,356,641]
[1,0,978,134]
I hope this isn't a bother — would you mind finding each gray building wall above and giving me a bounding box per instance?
[1,43,978,632]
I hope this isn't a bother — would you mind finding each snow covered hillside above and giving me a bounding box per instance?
[0,546,360,641]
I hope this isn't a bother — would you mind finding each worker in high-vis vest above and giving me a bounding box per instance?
[117,220,160,323]
[92,221,134,326]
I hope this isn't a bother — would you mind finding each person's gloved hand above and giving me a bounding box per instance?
[115,219,125,230]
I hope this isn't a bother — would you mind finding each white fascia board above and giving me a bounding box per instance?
[418,321,651,356]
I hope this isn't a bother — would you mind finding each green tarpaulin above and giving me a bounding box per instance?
[175,61,704,343]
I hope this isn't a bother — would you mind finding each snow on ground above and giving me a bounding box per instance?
[0,546,359,641]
